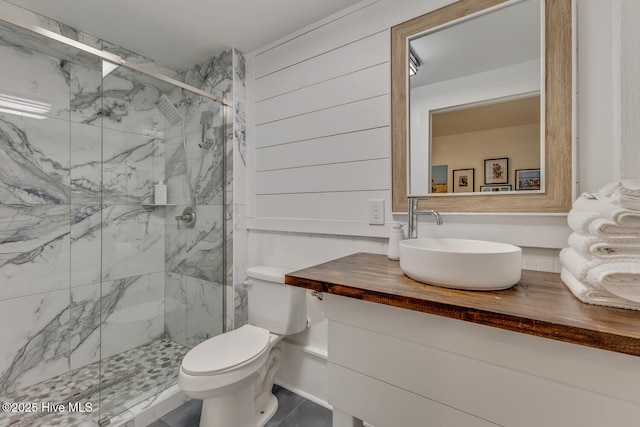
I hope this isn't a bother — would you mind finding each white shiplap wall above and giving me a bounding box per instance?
[245,0,634,260]
[250,0,461,238]
[247,0,587,246]
[245,0,627,406]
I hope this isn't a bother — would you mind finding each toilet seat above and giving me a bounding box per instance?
[182,325,271,376]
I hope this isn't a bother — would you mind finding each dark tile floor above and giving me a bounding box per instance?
[148,385,332,427]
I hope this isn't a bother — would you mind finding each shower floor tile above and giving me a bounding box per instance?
[0,338,189,427]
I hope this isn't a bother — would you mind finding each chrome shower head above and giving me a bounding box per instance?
[156,94,182,127]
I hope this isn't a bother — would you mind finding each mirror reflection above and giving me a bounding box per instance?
[428,94,540,194]
[408,0,542,196]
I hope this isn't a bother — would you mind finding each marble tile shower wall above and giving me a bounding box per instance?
[161,88,226,349]
[175,49,248,332]
[0,4,240,396]
[0,31,108,394]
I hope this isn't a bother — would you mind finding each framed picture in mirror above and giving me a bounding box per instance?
[484,158,509,185]
[453,168,475,193]
[480,185,512,192]
[516,168,541,190]
[431,164,448,193]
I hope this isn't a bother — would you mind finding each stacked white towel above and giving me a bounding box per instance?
[560,179,640,310]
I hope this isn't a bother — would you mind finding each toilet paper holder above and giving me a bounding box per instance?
[310,290,323,301]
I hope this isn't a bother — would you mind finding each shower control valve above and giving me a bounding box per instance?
[175,206,196,229]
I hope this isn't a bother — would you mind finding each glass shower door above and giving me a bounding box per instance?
[98,62,226,423]
[0,11,226,426]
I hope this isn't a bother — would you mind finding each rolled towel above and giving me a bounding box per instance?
[568,232,640,259]
[561,268,640,310]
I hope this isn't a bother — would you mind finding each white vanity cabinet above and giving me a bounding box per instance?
[326,294,640,427]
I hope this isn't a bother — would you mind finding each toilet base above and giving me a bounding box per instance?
[198,389,278,427]
[256,394,278,427]
[200,385,256,427]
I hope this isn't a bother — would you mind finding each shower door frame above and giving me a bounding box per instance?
[0,11,230,109]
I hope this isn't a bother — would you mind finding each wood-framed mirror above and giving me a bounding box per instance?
[391,0,573,213]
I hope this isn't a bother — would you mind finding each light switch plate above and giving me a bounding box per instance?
[368,199,385,225]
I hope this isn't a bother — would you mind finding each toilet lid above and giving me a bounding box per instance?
[182,325,271,376]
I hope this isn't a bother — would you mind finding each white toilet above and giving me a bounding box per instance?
[178,266,309,427]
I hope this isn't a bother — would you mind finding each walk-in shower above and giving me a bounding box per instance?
[0,9,230,427]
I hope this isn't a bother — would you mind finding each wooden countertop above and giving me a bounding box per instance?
[285,253,640,357]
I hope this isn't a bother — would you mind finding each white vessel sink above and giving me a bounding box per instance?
[398,238,522,290]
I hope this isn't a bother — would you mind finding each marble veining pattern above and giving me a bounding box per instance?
[100,272,165,359]
[101,206,164,282]
[0,289,70,395]
[69,283,100,370]
[69,61,102,126]
[231,49,248,329]
[184,276,224,348]
[0,43,71,121]
[102,129,165,205]
[0,205,70,300]
[192,139,224,206]
[0,115,70,205]
[70,123,101,204]
[233,48,247,168]
[178,51,230,102]
[0,270,167,396]
[166,204,223,283]
[165,272,224,348]
[70,205,101,287]
[164,273,188,347]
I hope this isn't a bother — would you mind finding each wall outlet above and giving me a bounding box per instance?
[368,199,385,225]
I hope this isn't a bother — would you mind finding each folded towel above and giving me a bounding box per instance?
[597,180,640,210]
[559,247,640,281]
[599,179,640,197]
[572,193,640,225]
[559,247,593,280]
[597,181,621,197]
[561,268,640,310]
[588,263,640,302]
[568,232,640,259]
[567,210,640,236]
[560,247,640,302]
[620,180,640,196]
[567,193,640,233]
[620,194,640,211]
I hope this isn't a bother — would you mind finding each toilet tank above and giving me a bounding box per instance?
[246,266,307,335]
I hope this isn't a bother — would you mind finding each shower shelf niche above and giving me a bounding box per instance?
[142,203,176,211]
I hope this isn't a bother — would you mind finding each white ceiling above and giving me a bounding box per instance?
[8,0,364,70]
